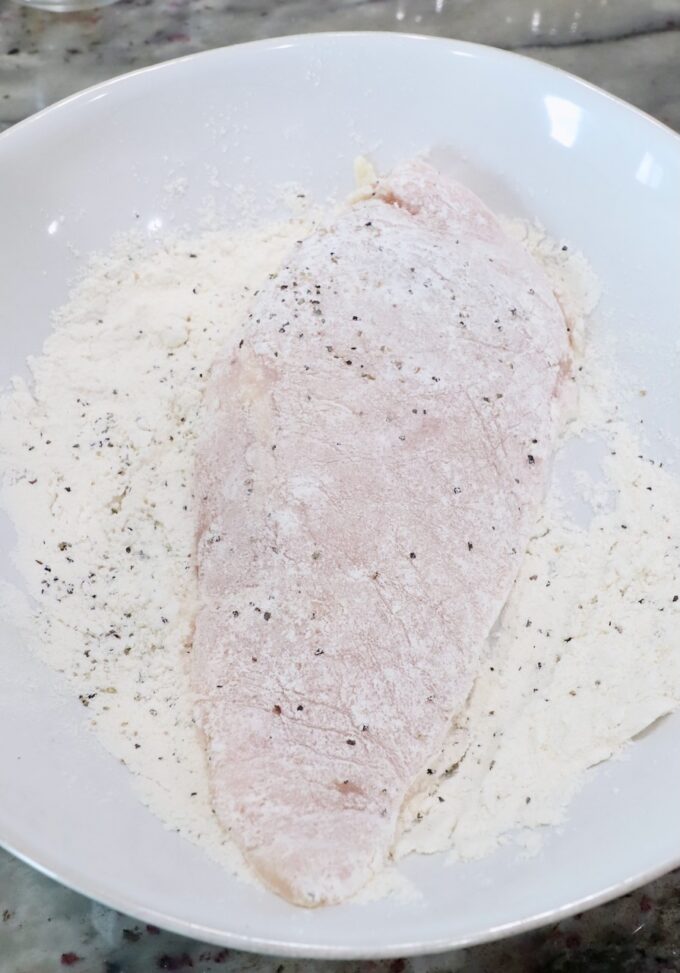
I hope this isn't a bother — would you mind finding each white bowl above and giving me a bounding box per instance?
[1,32,679,958]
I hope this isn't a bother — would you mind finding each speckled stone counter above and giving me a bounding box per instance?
[2,850,680,971]
[1,1,680,970]
[2,0,680,134]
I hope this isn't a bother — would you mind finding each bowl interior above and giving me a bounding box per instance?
[1,33,679,957]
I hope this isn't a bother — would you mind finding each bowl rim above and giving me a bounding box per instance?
[2,30,679,152]
[1,30,679,959]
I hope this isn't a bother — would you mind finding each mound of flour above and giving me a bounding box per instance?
[1,210,679,897]
[397,224,680,861]
[0,222,312,883]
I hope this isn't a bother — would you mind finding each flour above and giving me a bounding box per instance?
[0,221,314,885]
[398,369,680,860]
[398,225,680,861]
[1,198,679,899]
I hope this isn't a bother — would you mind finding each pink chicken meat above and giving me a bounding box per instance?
[193,160,569,906]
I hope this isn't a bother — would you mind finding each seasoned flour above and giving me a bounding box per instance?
[1,211,679,898]
[0,223,313,884]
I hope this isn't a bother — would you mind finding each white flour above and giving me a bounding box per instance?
[1,205,679,898]
[397,371,680,860]
[0,222,314,884]
[396,226,680,861]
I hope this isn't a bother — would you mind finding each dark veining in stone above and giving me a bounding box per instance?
[516,17,680,50]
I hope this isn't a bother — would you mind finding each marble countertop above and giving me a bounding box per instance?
[2,846,680,972]
[2,0,680,133]
[1,0,680,970]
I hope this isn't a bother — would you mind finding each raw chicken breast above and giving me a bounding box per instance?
[193,160,569,906]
